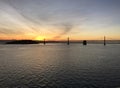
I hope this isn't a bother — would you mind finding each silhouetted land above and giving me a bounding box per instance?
[6,40,40,44]
[0,40,120,44]
[83,40,87,45]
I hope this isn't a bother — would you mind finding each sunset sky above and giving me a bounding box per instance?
[0,0,120,40]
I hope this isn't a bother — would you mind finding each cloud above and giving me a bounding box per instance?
[0,1,40,35]
[0,0,88,39]
[0,27,25,35]
[53,23,74,39]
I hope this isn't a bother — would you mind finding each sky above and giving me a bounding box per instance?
[0,0,120,40]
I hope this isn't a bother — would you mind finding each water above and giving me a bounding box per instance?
[0,44,120,88]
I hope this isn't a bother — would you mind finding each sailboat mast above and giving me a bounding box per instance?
[67,37,70,45]
[104,36,106,46]
[44,38,46,45]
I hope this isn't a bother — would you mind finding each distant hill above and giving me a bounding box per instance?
[0,40,120,44]
[6,40,40,44]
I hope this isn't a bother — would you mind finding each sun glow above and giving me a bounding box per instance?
[35,36,44,40]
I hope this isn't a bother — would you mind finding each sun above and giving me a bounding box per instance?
[35,36,44,40]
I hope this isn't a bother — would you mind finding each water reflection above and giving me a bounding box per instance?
[0,44,120,88]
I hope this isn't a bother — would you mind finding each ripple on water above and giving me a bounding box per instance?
[0,44,120,88]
